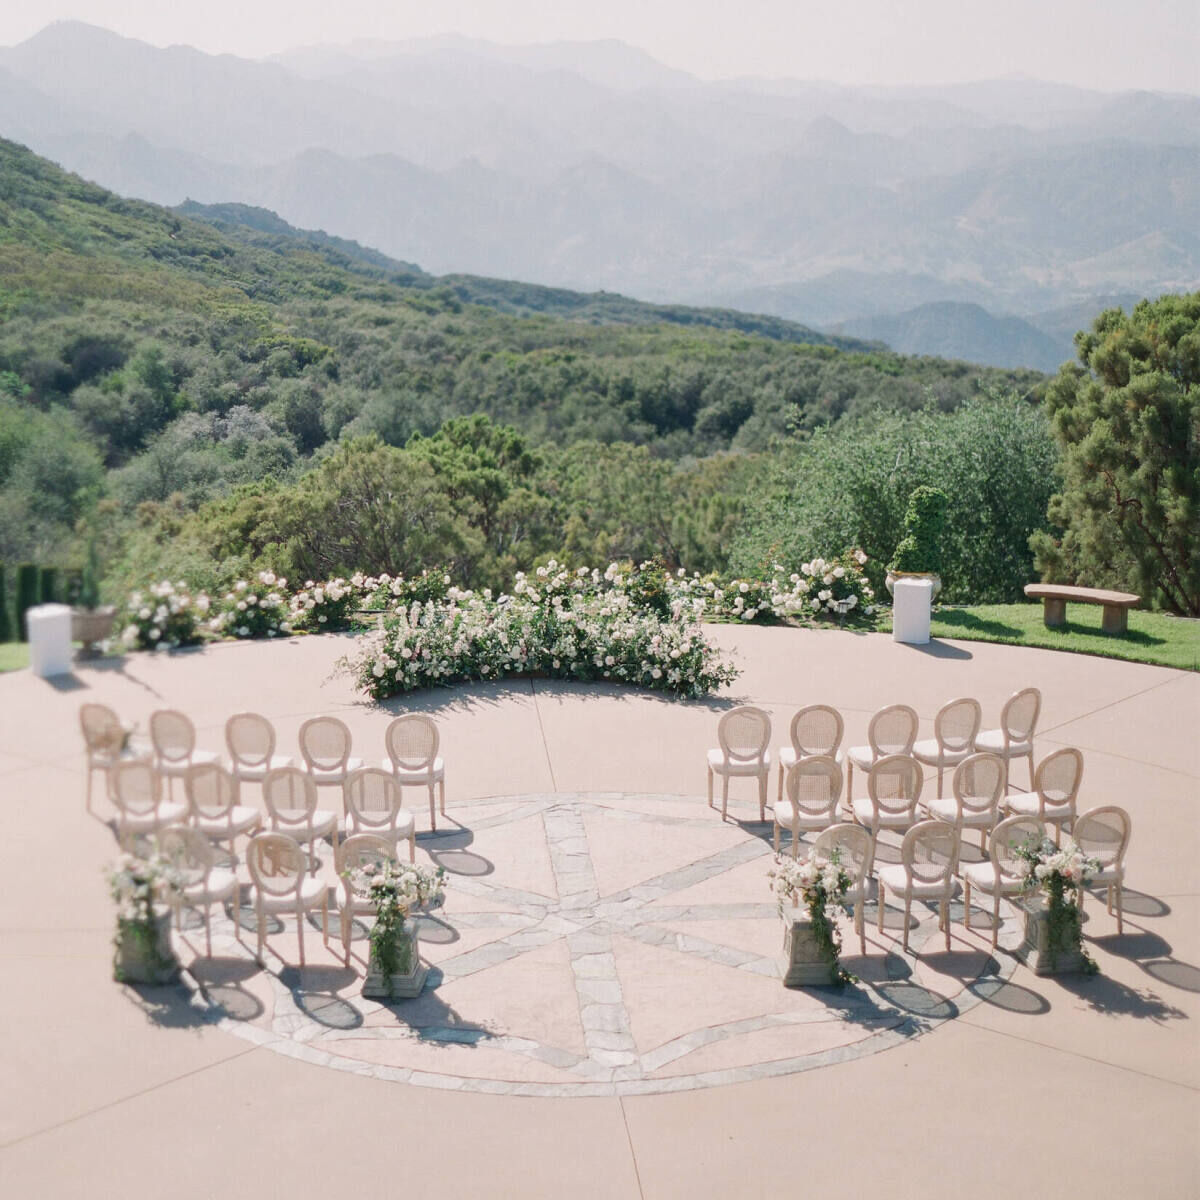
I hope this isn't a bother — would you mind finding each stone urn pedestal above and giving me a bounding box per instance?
[1012,897,1086,976]
[72,606,117,656]
[114,910,180,985]
[885,570,942,601]
[781,910,838,987]
[362,918,429,999]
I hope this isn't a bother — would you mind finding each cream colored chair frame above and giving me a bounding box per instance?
[777,705,844,805]
[877,819,960,953]
[962,814,1044,949]
[384,715,446,832]
[977,687,1041,791]
[913,697,982,797]
[1073,805,1131,935]
[333,833,399,966]
[245,832,329,967]
[845,704,919,800]
[344,767,416,861]
[707,706,772,822]
[812,823,874,955]
[773,754,843,857]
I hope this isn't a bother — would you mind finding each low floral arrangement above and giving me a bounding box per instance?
[210,571,292,640]
[119,580,211,651]
[1014,835,1101,972]
[769,849,855,984]
[108,851,184,982]
[290,577,357,631]
[347,860,447,980]
[342,580,741,701]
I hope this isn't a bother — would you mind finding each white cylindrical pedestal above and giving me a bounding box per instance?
[892,578,933,645]
[27,603,75,677]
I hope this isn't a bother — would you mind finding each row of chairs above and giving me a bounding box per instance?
[802,807,1130,958]
[80,704,449,839]
[157,823,402,966]
[706,690,1044,826]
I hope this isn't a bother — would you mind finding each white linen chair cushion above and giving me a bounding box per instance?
[707,748,769,775]
[159,749,220,776]
[1005,791,1073,821]
[976,730,1032,755]
[913,738,972,766]
[850,797,913,829]
[350,809,416,844]
[845,745,874,772]
[876,863,959,901]
[308,756,364,784]
[248,877,327,912]
[269,807,338,839]
[232,754,295,781]
[181,865,237,905]
[389,756,445,783]
[961,860,1024,896]
[193,805,261,838]
[925,797,994,827]
[120,801,188,832]
[774,800,834,832]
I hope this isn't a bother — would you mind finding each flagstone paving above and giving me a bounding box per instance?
[0,628,1196,1198]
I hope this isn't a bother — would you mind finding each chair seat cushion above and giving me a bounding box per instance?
[308,757,364,783]
[391,756,445,783]
[707,748,769,775]
[349,810,416,840]
[962,861,1023,895]
[1088,865,1124,887]
[912,738,972,766]
[249,878,328,912]
[120,801,189,831]
[1005,792,1073,821]
[924,797,996,827]
[232,754,295,781]
[193,806,262,837]
[850,797,916,828]
[877,864,958,900]
[774,801,837,830]
[845,745,874,771]
[159,749,221,775]
[270,809,338,839]
[182,866,237,904]
[976,730,1032,756]
[778,746,798,771]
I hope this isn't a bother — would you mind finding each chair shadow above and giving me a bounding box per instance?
[122,979,218,1031]
[1055,973,1187,1022]
[186,955,266,1022]
[966,974,1051,1015]
[279,964,363,1030]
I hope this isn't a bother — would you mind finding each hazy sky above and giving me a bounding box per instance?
[2,1,1197,93]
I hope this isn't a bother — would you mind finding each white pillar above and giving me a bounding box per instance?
[892,578,933,645]
[27,603,75,677]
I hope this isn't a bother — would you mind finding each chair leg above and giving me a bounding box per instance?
[1027,751,1035,791]
[297,904,306,967]
[777,764,784,806]
[721,775,729,822]
[964,879,972,932]
[1115,883,1124,935]
[877,881,886,933]
[937,765,944,797]
[757,772,767,822]
[902,895,913,952]
[256,900,265,965]
[204,902,213,958]
[942,899,950,951]
[856,897,865,956]
[992,894,1000,950]
[409,830,415,863]
[773,822,780,853]
[321,894,329,949]
[791,823,800,859]
[846,760,853,802]
[439,777,446,816]
[707,767,713,808]
[342,909,352,966]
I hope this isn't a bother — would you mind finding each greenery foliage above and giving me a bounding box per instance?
[0,563,9,642]
[732,394,1061,603]
[38,565,58,604]
[1032,293,1200,615]
[769,850,856,985]
[15,563,37,639]
[889,485,948,575]
[1014,835,1100,973]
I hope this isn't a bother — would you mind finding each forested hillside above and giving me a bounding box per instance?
[0,137,1052,600]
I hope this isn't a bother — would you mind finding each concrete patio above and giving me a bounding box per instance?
[1,624,1196,1197]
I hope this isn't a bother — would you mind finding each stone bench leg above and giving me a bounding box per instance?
[1101,605,1128,635]
[1042,597,1067,628]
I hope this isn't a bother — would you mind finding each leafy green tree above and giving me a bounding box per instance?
[0,563,11,641]
[1032,294,1200,614]
[15,563,37,639]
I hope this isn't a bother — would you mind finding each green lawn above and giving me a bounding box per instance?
[0,643,29,672]
[881,604,1200,671]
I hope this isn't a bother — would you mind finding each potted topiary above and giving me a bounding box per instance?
[71,539,116,656]
[886,485,948,600]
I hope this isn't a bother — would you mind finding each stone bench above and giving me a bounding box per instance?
[1024,583,1140,634]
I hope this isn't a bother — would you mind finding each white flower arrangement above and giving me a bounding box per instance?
[768,847,855,984]
[211,571,292,639]
[119,580,211,650]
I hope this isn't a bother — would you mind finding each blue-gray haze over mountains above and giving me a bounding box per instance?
[2,21,1198,371]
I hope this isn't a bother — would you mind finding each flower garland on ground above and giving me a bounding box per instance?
[769,849,856,984]
[343,579,741,700]
[114,552,878,655]
[108,850,183,982]
[347,861,446,980]
[1014,834,1101,973]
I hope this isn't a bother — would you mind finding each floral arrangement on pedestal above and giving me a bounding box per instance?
[108,851,184,983]
[119,580,210,651]
[769,849,855,984]
[1014,835,1101,973]
[347,860,446,984]
[210,571,292,639]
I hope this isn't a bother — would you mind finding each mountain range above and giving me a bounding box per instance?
[2,21,1198,370]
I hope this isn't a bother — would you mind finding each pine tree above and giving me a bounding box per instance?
[0,563,11,642]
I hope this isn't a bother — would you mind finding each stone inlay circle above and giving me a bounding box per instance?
[178,792,1023,1096]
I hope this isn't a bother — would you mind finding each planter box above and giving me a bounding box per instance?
[114,910,180,985]
[1013,897,1086,975]
[781,911,838,987]
[72,606,117,655]
[362,918,429,999]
